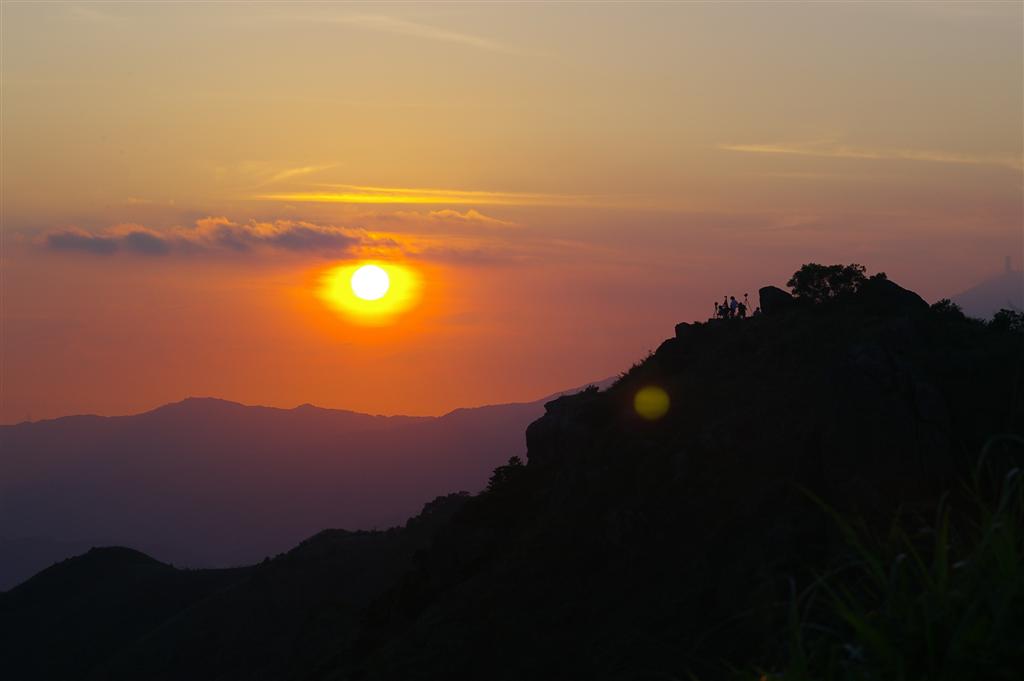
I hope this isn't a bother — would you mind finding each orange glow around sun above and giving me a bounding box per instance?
[317,261,422,326]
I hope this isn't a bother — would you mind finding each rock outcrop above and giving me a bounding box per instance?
[759,285,794,314]
[857,275,929,313]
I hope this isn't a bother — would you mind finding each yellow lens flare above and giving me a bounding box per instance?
[318,261,421,326]
[634,386,670,421]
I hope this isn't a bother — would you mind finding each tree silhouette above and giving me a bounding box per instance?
[787,263,869,303]
[990,308,1024,334]
[486,456,524,492]
[931,298,966,320]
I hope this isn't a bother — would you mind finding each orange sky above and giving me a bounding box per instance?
[2,2,1021,423]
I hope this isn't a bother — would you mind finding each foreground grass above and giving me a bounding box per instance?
[762,438,1024,681]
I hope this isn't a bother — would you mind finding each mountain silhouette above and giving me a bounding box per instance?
[0,494,466,681]
[952,259,1023,319]
[0,385,611,591]
[1,277,1020,680]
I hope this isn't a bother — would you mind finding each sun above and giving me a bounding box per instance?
[350,264,390,301]
[317,261,420,326]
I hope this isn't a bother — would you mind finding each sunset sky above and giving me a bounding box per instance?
[2,1,1021,423]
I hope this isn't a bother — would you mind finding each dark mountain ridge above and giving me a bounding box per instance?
[1,276,1021,680]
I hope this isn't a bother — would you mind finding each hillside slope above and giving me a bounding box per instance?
[0,494,469,681]
[1,278,1021,680]
[347,279,1023,680]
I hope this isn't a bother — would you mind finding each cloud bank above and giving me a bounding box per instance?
[39,213,524,265]
[43,219,372,258]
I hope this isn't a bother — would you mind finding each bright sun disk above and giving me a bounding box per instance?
[350,264,390,301]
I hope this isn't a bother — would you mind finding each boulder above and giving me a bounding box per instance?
[857,277,928,313]
[759,286,794,315]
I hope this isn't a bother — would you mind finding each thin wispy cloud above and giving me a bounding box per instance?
[221,162,337,190]
[304,13,529,56]
[122,197,176,207]
[253,184,591,207]
[264,164,337,185]
[720,141,1023,171]
[422,209,516,227]
[363,208,517,235]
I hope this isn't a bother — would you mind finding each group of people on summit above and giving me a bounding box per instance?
[713,293,759,320]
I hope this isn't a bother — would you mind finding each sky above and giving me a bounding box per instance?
[2,1,1022,423]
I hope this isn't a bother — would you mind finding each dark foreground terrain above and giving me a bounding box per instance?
[2,274,1022,680]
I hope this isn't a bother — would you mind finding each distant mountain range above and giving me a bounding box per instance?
[0,383,610,591]
[952,261,1023,319]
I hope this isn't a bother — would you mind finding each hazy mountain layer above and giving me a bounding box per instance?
[953,268,1023,319]
[0,392,585,590]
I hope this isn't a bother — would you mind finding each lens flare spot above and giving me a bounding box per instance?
[634,386,670,421]
[351,264,390,300]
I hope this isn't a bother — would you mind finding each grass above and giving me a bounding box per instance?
[760,436,1024,681]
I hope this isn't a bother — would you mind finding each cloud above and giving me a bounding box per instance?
[427,209,514,226]
[719,141,1023,171]
[260,223,363,251]
[393,234,528,266]
[391,208,516,228]
[308,13,529,55]
[40,215,534,267]
[216,162,337,191]
[42,219,372,258]
[254,184,589,207]
[122,229,172,255]
[45,229,118,255]
[257,164,336,188]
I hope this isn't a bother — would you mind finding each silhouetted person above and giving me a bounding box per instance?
[716,297,728,319]
[737,301,747,318]
[729,296,738,317]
